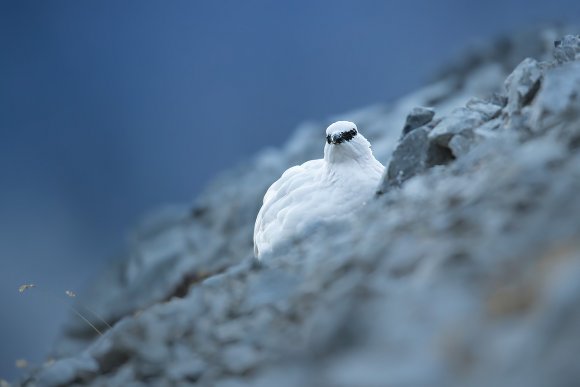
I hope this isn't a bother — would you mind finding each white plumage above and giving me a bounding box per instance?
[253,121,385,259]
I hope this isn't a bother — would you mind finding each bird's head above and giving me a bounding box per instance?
[324,121,373,164]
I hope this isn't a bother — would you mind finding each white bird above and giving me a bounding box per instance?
[254,121,385,259]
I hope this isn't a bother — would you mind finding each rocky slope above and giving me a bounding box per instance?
[21,28,580,386]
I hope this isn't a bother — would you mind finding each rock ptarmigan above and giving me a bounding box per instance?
[253,121,385,259]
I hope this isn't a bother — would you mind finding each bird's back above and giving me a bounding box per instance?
[253,158,382,258]
[254,159,325,257]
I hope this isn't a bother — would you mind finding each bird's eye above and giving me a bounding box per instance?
[337,128,358,143]
[326,134,331,144]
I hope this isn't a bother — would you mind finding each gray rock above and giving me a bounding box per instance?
[448,130,478,158]
[383,93,506,192]
[531,61,580,133]
[166,348,205,382]
[222,344,262,374]
[380,127,452,192]
[504,57,544,115]
[214,379,253,387]
[448,127,497,158]
[429,107,486,146]
[553,34,580,63]
[35,353,98,387]
[466,97,503,120]
[244,268,300,309]
[401,106,435,136]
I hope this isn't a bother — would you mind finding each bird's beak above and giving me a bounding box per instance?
[331,133,342,144]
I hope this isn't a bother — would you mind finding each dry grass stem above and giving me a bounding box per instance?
[18,284,35,293]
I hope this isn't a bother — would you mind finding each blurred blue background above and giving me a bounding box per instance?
[1,0,579,381]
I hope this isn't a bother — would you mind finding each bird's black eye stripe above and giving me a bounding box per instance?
[326,128,358,144]
[341,128,358,142]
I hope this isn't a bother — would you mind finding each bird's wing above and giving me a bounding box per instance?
[254,159,324,257]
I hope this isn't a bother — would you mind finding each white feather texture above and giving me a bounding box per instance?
[253,121,385,259]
